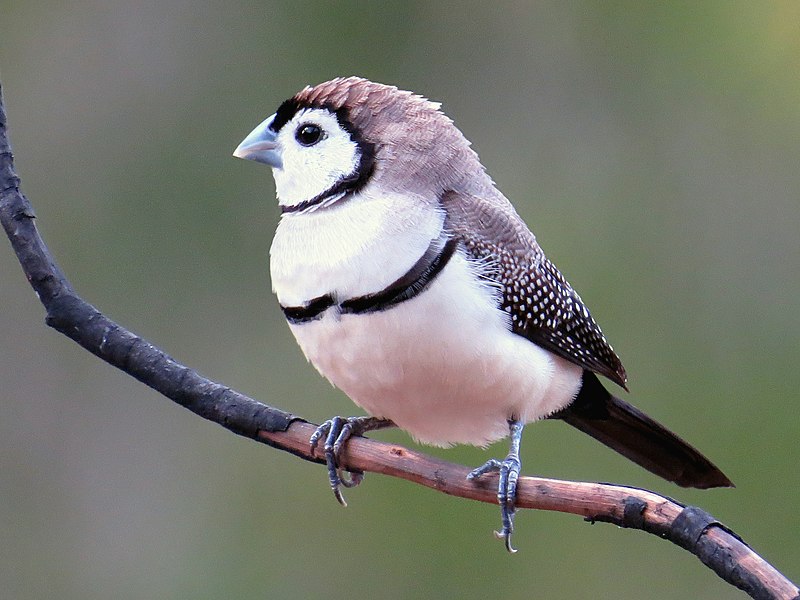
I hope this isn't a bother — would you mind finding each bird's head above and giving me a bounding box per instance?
[233,77,483,214]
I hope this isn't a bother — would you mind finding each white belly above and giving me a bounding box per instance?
[283,256,582,447]
[270,194,583,447]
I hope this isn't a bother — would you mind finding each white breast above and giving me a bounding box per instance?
[270,191,443,305]
[270,193,583,447]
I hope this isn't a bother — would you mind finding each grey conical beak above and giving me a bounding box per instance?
[233,114,282,168]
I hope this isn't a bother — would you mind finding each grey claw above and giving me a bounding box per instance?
[468,419,524,553]
[309,417,351,506]
[310,416,390,507]
[467,458,502,480]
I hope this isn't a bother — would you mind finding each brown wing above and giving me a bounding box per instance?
[441,189,628,389]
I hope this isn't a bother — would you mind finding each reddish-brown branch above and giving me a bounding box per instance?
[1,81,797,600]
[265,421,797,599]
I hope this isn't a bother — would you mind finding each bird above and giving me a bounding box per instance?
[232,77,732,551]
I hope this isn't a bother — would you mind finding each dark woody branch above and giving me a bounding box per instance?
[0,82,796,600]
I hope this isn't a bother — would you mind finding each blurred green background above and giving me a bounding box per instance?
[1,2,798,598]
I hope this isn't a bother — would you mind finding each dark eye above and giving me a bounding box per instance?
[295,123,324,146]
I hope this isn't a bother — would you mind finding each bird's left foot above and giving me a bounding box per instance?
[467,454,521,552]
[309,416,393,507]
[466,420,524,552]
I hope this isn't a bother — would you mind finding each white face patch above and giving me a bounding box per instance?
[271,108,361,211]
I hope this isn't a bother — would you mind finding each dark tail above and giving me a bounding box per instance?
[551,371,733,489]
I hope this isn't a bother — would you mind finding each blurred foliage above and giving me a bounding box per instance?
[1,1,798,598]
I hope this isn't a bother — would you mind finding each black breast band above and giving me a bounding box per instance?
[280,232,459,325]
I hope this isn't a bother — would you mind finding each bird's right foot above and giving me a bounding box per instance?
[309,416,393,506]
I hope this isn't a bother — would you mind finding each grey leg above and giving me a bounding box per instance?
[309,416,394,506]
[467,419,524,552]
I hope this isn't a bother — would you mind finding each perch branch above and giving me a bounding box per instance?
[0,81,797,600]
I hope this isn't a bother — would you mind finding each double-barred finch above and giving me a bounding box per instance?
[234,77,732,551]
